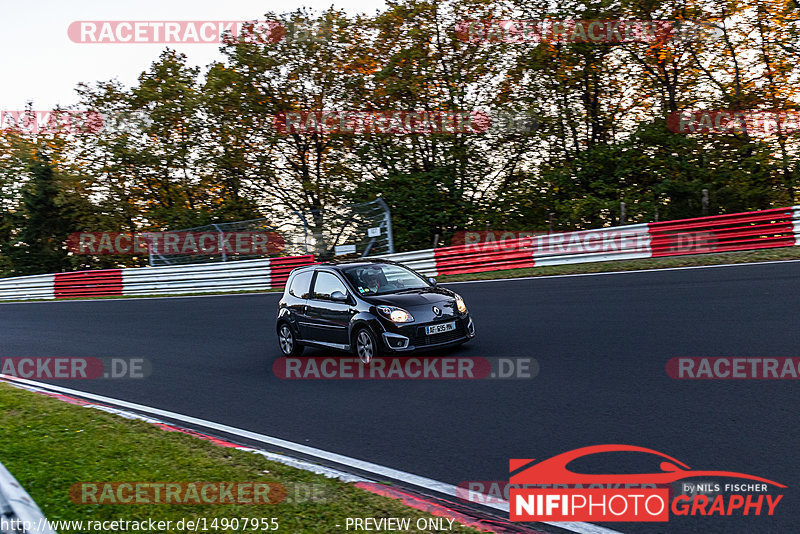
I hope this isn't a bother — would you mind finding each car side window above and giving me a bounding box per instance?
[288,271,313,299]
[311,271,348,301]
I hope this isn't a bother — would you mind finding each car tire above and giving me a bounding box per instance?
[353,327,378,364]
[278,323,304,357]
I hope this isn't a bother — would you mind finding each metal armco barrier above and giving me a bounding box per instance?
[376,206,800,276]
[0,274,55,301]
[0,207,798,301]
[0,460,58,534]
[528,223,652,267]
[649,206,796,257]
[0,255,315,301]
[373,222,652,275]
[54,269,122,298]
[120,255,314,297]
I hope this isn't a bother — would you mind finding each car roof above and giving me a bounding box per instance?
[293,258,401,273]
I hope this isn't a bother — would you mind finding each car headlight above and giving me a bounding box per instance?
[455,295,467,314]
[377,305,414,323]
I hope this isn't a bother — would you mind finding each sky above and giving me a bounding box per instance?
[1,0,386,110]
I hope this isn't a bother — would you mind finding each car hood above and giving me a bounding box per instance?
[363,288,460,321]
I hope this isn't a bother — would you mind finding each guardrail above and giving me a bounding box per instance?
[121,255,311,296]
[376,206,800,276]
[0,255,315,301]
[0,207,798,300]
[649,206,797,257]
[0,460,57,534]
[0,274,55,301]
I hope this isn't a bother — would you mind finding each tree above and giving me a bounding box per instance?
[351,168,470,250]
[213,10,367,258]
[2,154,75,275]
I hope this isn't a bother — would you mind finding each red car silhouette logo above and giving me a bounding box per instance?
[510,444,785,487]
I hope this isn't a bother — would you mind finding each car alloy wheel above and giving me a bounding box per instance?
[355,329,375,364]
[279,324,303,357]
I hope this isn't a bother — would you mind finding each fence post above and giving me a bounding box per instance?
[212,224,226,262]
[292,210,310,254]
[702,188,709,216]
[620,202,626,224]
[146,233,154,267]
[376,197,394,254]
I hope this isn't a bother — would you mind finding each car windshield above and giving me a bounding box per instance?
[341,264,430,296]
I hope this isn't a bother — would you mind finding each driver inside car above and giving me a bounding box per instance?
[360,270,381,293]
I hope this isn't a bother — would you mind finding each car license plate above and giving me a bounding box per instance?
[426,321,455,335]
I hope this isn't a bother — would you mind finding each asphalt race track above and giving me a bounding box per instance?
[2,261,800,534]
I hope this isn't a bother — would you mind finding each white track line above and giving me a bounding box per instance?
[1,375,623,534]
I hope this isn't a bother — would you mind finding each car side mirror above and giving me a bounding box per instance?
[330,291,349,302]
[428,277,437,287]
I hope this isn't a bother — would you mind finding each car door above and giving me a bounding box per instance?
[285,270,314,339]
[305,270,352,347]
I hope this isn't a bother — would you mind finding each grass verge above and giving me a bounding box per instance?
[0,383,481,533]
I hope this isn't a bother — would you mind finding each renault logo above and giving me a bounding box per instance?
[432,306,442,316]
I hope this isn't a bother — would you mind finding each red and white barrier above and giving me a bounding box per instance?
[120,255,311,296]
[0,255,315,301]
[54,270,122,298]
[649,206,796,257]
[379,206,800,276]
[0,206,798,301]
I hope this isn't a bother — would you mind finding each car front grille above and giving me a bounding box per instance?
[412,321,467,346]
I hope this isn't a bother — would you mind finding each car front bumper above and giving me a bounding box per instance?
[380,315,475,352]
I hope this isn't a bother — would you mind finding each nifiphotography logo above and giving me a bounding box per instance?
[509,445,785,523]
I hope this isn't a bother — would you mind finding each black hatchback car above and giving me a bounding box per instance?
[276,260,475,363]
